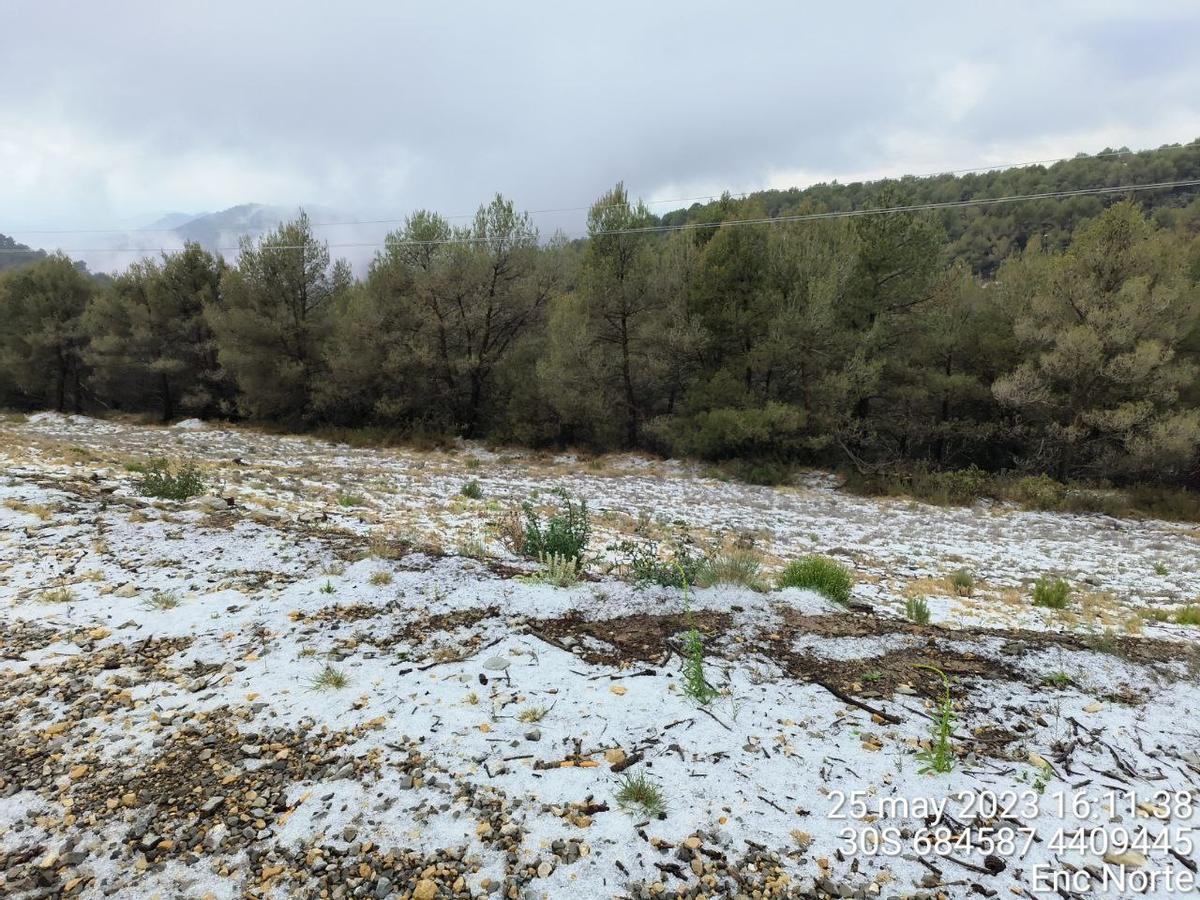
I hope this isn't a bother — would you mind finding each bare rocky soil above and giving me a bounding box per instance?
[1,413,1198,899]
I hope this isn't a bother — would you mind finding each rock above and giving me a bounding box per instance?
[482,656,510,671]
[604,749,627,767]
[524,729,541,742]
[413,880,438,900]
[205,823,228,850]
[374,877,392,898]
[201,796,225,814]
[1103,850,1147,868]
[115,584,138,598]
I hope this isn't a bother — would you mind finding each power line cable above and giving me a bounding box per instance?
[6,141,1199,237]
[1,177,1198,255]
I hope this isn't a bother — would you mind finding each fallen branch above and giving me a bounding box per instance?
[814,679,903,725]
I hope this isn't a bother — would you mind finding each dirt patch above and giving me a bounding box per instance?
[764,630,1016,704]
[530,611,732,666]
[775,608,1197,675]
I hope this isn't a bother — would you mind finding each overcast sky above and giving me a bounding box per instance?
[4,0,1200,254]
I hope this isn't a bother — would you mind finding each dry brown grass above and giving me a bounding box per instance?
[3,499,53,521]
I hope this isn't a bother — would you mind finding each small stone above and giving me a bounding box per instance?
[1103,849,1147,868]
[413,880,438,900]
[482,656,510,671]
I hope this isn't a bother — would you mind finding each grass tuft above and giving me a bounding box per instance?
[614,773,666,818]
[460,480,484,500]
[40,586,74,604]
[950,569,974,596]
[905,596,931,625]
[776,555,853,604]
[699,547,764,590]
[535,551,579,587]
[143,591,180,610]
[308,665,350,690]
[369,570,393,586]
[138,459,205,501]
[1176,605,1200,626]
[1032,576,1070,609]
[518,705,549,723]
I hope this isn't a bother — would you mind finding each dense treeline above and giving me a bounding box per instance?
[662,141,1200,276]
[2,152,1200,488]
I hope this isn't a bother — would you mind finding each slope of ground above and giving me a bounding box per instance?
[1,413,1197,899]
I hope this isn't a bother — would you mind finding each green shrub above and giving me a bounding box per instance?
[1124,485,1200,523]
[719,458,795,486]
[678,561,719,705]
[918,467,991,505]
[648,401,807,461]
[1176,606,1200,626]
[614,538,708,588]
[777,555,853,604]
[905,596,931,624]
[914,665,956,774]
[1007,474,1067,510]
[460,480,483,500]
[522,489,590,564]
[844,466,1200,523]
[1032,576,1070,609]
[950,569,974,596]
[138,459,205,501]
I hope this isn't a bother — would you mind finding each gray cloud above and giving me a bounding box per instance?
[3,0,1199,270]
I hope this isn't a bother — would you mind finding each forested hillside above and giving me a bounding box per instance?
[0,234,47,272]
[2,143,1200,489]
[661,141,1200,275]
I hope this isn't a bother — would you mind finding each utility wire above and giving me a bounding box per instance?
[1,177,1198,255]
[7,141,1200,237]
